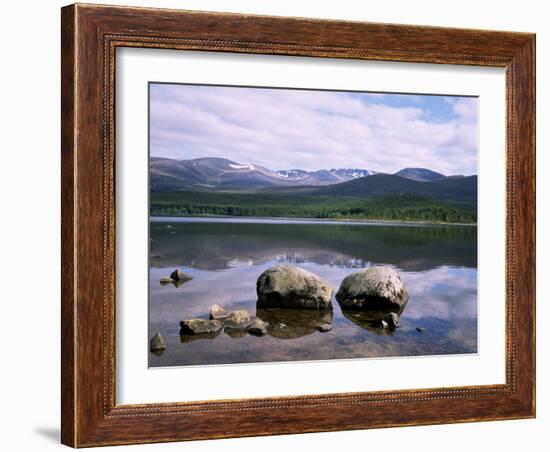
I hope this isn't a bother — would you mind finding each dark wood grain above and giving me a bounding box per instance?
[61,3,536,447]
[60,5,76,447]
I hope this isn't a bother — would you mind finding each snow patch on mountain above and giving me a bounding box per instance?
[330,168,378,179]
[229,163,255,170]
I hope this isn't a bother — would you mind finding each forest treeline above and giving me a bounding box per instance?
[150,192,477,224]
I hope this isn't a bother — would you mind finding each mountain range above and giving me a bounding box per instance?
[150,157,477,223]
[150,157,461,192]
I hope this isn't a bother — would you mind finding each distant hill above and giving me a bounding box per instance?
[313,174,430,197]
[394,167,446,182]
[297,173,477,207]
[149,157,284,191]
[428,174,478,206]
[150,157,379,190]
[150,157,475,207]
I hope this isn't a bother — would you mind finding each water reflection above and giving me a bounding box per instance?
[150,218,477,272]
[340,306,406,336]
[149,218,478,367]
[256,308,333,340]
[223,328,249,339]
[179,330,222,343]
[160,279,189,288]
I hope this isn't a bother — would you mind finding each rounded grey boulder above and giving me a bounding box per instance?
[336,266,408,310]
[256,265,333,310]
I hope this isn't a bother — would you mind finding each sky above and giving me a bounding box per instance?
[149,83,478,175]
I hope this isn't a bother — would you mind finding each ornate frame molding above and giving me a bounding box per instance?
[62,4,535,447]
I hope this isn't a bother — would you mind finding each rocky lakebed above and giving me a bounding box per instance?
[150,264,412,355]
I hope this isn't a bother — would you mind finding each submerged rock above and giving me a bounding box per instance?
[159,276,174,285]
[256,308,333,340]
[247,318,269,336]
[210,304,230,320]
[224,328,249,339]
[223,310,255,330]
[150,333,166,352]
[170,269,193,283]
[180,329,221,343]
[336,266,408,310]
[256,265,333,310]
[341,309,402,336]
[179,319,223,335]
[384,312,401,328]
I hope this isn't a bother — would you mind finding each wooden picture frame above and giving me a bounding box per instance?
[61,3,535,447]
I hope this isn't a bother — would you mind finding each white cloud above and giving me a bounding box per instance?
[150,84,478,175]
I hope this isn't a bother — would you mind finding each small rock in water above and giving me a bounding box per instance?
[416,327,425,333]
[159,276,173,285]
[247,318,269,336]
[170,269,193,283]
[223,310,255,330]
[384,312,401,328]
[380,320,389,329]
[318,323,332,333]
[210,304,230,320]
[150,333,166,352]
[180,319,223,335]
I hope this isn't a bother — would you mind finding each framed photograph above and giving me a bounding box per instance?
[61,3,536,447]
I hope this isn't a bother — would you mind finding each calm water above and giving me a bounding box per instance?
[149,217,477,367]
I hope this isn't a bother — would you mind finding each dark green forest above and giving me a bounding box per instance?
[150,191,477,224]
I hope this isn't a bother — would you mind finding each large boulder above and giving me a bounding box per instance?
[336,267,408,310]
[256,265,333,310]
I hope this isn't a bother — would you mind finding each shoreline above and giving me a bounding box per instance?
[150,214,477,227]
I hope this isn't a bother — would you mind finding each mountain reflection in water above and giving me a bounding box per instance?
[149,217,477,367]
